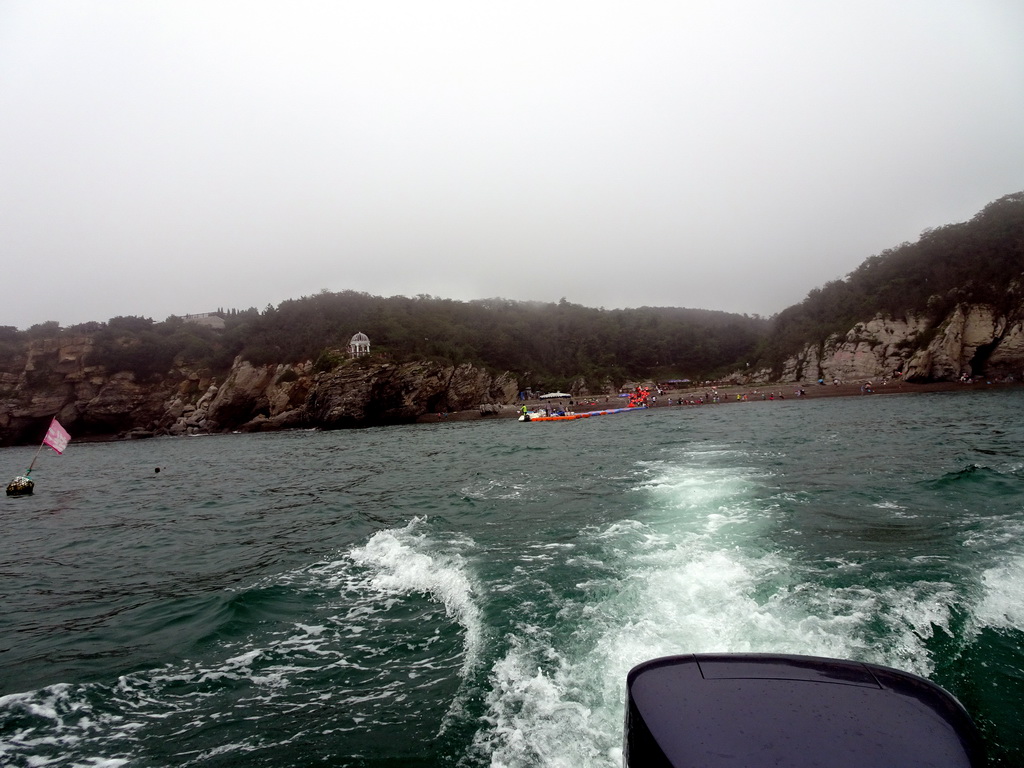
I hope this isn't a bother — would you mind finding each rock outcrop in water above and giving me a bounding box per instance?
[0,338,519,445]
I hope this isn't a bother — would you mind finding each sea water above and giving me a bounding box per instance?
[1,388,1023,767]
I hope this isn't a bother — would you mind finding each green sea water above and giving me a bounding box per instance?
[1,388,1023,766]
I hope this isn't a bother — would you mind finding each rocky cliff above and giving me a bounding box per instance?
[0,340,519,446]
[768,301,1024,384]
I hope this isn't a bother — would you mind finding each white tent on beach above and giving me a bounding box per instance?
[539,392,572,399]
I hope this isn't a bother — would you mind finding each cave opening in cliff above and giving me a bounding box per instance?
[968,338,1001,377]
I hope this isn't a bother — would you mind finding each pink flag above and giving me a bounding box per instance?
[43,418,71,454]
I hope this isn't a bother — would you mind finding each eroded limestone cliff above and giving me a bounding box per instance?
[770,301,1024,384]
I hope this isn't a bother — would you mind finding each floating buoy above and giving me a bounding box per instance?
[6,416,71,496]
[6,475,34,496]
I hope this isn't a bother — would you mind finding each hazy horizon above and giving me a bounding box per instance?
[3,1,1022,330]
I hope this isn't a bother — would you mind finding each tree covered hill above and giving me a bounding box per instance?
[0,296,768,391]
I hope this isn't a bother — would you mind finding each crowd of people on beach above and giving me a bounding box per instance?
[564,385,798,410]
[668,388,791,405]
[517,367,1024,420]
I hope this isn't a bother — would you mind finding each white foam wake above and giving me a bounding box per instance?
[973,554,1024,633]
[347,516,484,676]
[473,453,964,767]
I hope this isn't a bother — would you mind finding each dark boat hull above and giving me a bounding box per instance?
[625,653,984,767]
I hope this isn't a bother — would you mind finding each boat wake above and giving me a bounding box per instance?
[469,451,992,767]
[0,517,486,767]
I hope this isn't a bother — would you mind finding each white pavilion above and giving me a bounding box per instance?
[349,332,370,358]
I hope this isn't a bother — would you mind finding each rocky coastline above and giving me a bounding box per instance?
[0,339,523,446]
[1,296,1022,446]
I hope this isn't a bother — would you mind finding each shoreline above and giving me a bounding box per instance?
[26,381,1022,440]
[420,379,1022,423]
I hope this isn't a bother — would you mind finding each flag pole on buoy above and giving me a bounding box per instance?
[6,417,71,496]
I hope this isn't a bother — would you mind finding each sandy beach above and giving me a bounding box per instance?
[420,379,1021,423]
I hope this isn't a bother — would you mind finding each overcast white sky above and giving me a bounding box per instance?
[2,1,1022,330]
